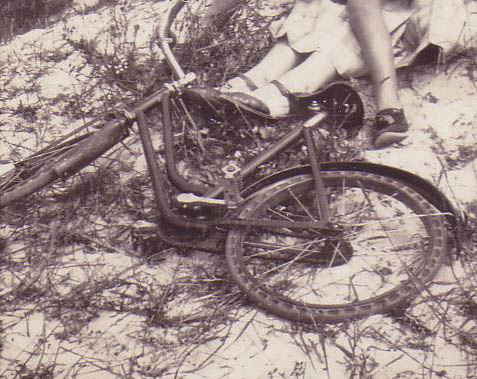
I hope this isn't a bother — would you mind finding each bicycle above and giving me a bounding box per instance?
[0,0,464,323]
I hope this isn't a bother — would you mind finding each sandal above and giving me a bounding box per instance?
[238,74,258,91]
[372,108,409,149]
[222,74,259,93]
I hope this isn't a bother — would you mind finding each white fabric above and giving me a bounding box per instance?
[269,0,476,77]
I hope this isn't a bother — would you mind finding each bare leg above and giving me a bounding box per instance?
[346,0,401,111]
[223,40,301,92]
[245,40,301,87]
[274,51,337,94]
[251,51,338,116]
[346,0,408,148]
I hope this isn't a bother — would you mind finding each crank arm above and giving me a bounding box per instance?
[213,218,342,235]
[132,218,341,235]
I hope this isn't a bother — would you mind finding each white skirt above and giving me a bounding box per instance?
[270,0,476,77]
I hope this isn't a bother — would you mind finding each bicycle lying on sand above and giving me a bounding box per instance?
[0,1,464,323]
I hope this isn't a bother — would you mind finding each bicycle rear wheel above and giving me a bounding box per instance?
[226,171,448,323]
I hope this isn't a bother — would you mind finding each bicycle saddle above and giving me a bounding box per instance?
[181,87,276,118]
[181,82,364,137]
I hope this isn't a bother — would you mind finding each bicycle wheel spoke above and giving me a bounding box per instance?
[287,187,318,221]
[226,172,447,322]
[0,128,95,205]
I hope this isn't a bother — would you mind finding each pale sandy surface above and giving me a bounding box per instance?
[0,1,477,378]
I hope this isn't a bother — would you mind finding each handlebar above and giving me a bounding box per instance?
[164,72,198,91]
[156,0,188,79]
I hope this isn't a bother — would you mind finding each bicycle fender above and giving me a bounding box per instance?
[242,162,466,250]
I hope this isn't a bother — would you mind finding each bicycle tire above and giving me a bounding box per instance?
[0,133,93,207]
[226,171,448,323]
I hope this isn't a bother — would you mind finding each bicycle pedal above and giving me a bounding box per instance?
[176,193,225,207]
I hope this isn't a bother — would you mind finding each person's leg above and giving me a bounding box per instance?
[250,51,338,116]
[223,40,301,92]
[274,51,338,94]
[346,0,400,110]
[347,0,408,148]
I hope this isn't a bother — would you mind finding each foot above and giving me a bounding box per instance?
[220,75,258,93]
[183,86,288,117]
[182,87,271,115]
[372,108,409,149]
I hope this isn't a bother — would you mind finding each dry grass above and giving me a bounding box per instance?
[0,1,477,378]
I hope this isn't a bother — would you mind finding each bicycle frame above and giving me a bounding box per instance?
[34,0,464,252]
[0,0,467,326]
[138,90,336,228]
[47,73,336,229]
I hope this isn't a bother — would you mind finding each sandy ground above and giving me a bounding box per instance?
[0,1,477,378]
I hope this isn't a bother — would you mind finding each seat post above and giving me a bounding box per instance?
[303,113,330,223]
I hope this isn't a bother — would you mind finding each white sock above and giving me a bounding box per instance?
[252,85,290,117]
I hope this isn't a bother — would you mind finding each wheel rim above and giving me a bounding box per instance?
[230,173,445,312]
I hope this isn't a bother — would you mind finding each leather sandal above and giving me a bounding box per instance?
[372,108,409,149]
[238,74,258,91]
